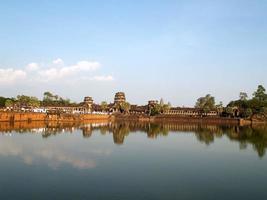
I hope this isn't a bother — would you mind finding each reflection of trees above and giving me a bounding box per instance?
[1,121,267,158]
[110,122,130,145]
[194,125,223,145]
[225,125,267,158]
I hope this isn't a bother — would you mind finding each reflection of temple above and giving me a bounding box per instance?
[0,121,267,158]
[110,123,130,145]
[82,126,93,138]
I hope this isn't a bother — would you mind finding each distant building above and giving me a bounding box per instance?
[164,107,218,117]
[114,92,126,105]
[83,96,94,113]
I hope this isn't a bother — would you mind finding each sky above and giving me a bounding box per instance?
[0,0,266,106]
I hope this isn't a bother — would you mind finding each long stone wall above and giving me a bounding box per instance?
[0,112,110,122]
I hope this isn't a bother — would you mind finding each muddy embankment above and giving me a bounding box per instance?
[0,112,110,123]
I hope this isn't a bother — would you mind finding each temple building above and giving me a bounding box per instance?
[114,92,126,105]
[164,107,218,116]
[83,96,94,113]
[43,96,94,114]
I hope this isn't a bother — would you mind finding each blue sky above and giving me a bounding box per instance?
[0,0,266,106]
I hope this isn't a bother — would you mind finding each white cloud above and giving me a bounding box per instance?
[0,59,113,85]
[39,60,101,81]
[26,62,39,71]
[0,68,26,84]
[52,58,64,65]
[90,75,114,81]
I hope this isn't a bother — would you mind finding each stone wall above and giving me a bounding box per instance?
[0,112,110,122]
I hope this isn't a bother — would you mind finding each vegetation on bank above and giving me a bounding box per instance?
[1,85,267,120]
[228,85,267,119]
[150,98,171,116]
[0,91,76,109]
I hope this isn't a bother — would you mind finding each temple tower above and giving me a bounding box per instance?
[114,92,126,105]
[84,96,93,113]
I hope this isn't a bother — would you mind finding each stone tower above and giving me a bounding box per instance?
[84,96,93,113]
[114,92,126,105]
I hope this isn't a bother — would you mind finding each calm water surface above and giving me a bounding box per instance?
[0,121,267,200]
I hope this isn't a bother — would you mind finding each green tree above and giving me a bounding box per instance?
[225,107,234,117]
[216,101,224,113]
[28,97,40,107]
[150,104,161,116]
[244,108,253,118]
[43,91,54,101]
[239,92,248,101]
[16,95,40,108]
[253,85,266,102]
[5,99,13,108]
[120,102,131,113]
[195,94,215,114]
[100,101,108,112]
[0,97,7,107]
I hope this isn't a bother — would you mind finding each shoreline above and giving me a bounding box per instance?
[0,111,265,125]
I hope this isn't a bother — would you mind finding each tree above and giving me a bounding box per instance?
[28,97,40,107]
[42,91,73,106]
[195,94,215,114]
[225,107,234,117]
[5,99,13,108]
[216,101,223,114]
[162,103,170,113]
[239,92,248,101]
[244,108,253,118]
[100,101,108,112]
[43,91,54,101]
[16,95,40,108]
[0,97,7,107]
[253,85,266,102]
[120,102,131,113]
[150,104,161,116]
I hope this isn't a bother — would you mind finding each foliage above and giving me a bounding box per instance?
[0,96,7,107]
[16,95,40,107]
[5,99,14,108]
[195,94,215,113]
[120,102,131,113]
[253,85,267,102]
[149,99,171,116]
[244,108,253,118]
[216,101,223,113]
[228,85,267,118]
[239,92,248,101]
[150,104,161,116]
[42,91,73,106]
[100,101,108,111]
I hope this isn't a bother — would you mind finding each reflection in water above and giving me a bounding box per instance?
[0,121,267,158]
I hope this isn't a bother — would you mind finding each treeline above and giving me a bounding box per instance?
[0,91,77,108]
[1,85,267,120]
[228,85,267,118]
[194,85,267,118]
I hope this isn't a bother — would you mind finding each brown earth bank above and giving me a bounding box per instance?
[0,111,110,122]
[1,112,266,125]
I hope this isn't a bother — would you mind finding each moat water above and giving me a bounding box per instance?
[0,121,267,200]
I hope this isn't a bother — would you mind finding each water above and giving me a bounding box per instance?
[0,121,267,200]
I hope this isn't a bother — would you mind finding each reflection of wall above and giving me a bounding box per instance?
[1,121,267,158]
